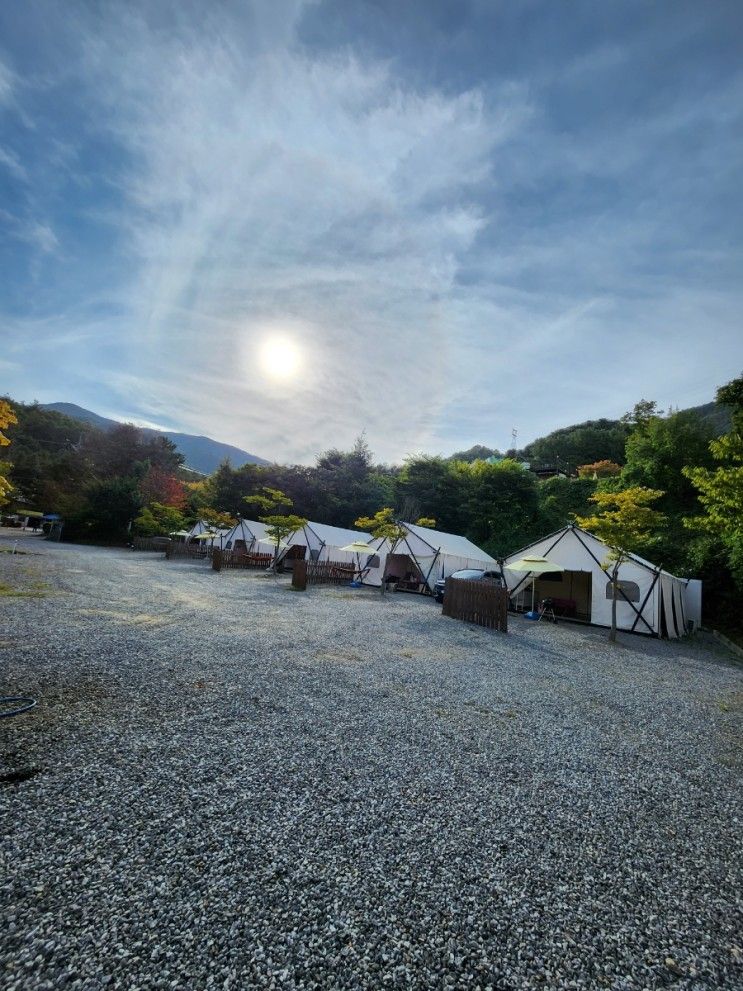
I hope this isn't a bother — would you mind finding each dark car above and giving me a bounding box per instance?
[434,568,503,603]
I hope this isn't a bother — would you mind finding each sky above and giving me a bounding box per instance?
[1,0,742,465]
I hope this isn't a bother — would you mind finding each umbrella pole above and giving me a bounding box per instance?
[531,579,536,613]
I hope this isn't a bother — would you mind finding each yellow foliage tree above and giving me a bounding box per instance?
[576,486,665,642]
[0,400,18,507]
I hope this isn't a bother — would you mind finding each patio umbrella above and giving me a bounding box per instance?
[506,555,564,618]
[169,530,191,537]
[193,531,218,540]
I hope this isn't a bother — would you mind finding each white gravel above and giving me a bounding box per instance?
[1,531,742,990]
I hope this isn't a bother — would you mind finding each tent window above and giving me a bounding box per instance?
[367,555,380,568]
[605,580,640,602]
[539,572,563,582]
[310,548,321,561]
[225,541,232,549]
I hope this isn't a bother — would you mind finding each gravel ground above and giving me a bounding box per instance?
[1,530,741,991]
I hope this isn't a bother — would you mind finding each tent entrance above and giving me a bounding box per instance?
[384,553,425,592]
[533,570,592,621]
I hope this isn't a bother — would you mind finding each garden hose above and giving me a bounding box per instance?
[0,696,37,718]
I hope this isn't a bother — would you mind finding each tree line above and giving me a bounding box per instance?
[2,376,741,631]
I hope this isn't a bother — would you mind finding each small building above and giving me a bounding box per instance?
[502,524,702,638]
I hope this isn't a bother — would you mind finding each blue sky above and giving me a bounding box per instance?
[1,0,741,463]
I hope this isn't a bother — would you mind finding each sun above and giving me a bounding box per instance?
[258,336,301,381]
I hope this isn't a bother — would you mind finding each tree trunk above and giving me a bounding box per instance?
[609,562,619,642]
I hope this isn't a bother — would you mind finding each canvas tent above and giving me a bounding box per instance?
[281,520,382,577]
[222,518,277,556]
[501,524,702,638]
[185,520,231,546]
[382,521,499,592]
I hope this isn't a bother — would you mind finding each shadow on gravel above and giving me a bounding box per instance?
[0,766,43,786]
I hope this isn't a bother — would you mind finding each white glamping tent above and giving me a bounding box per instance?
[222,518,276,555]
[502,524,702,638]
[284,520,385,584]
[185,520,231,547]
[382,521,499,592]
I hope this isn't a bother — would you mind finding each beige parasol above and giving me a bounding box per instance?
[506,554,564,616]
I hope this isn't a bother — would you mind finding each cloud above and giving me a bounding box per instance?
[1,2,741,463]
[48,4,527,460]
[0,145,26,180]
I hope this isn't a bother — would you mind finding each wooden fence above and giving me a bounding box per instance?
[212,548,273,572]
[441,578,509,633]
[292,559,356,590]
[132,535,171,552]
[165,541,211,561]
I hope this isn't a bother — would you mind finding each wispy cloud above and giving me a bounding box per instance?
[1,1,741,461]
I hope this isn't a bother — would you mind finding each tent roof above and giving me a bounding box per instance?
[224,518,274,543]
[503,523,686,582]
[302,520,374,547]
[399,521,497,564]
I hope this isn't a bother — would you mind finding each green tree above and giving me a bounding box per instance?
[244,486,307,571]
[394,456,467,533]
[576,487,666,642]
[617,409,717,574]
[683,375,743,588]
[620,399,661,431]
[523,418,629,473]
[536,475,596,533]
[134,502,187,537]
[68,476,143,543]
[314,435,383,526]
[467,459,540,557]
[447,444,499,463]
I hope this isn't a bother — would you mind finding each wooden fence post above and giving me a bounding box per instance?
[212,548,223,572]
[292,559,308,590]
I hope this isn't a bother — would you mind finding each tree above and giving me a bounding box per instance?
[523,418,629,473]
[199,508,235,530]
[447,444,499,463]
[244,486,307,571]
[618,409,717,575]
[0,401,94,512]
[0,400,18,507]
[467,459,540,557]
[314,435,383,526]
[67,476,143,543]
[394,456,466,533]
[577,460,622,478]
[536,475,596,533]
[576,487,666,642]
[621,399,661,431]
[134,502,187,537]
[683,375,743,588]
[139,466,187,509]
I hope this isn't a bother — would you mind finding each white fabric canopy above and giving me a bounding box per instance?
[502,524,700,638]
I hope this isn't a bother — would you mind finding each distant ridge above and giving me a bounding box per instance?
[41,403,270,474]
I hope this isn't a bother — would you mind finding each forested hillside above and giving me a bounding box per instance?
[41,402,268,473]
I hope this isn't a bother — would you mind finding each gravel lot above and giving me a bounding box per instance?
[1,530,741,990]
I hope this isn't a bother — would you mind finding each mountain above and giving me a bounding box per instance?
[41,403,269,474]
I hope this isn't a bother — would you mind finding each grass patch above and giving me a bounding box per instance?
[0,547,28,555]
[0,581,51,598]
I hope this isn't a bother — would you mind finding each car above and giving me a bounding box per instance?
[434,568,503,603]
